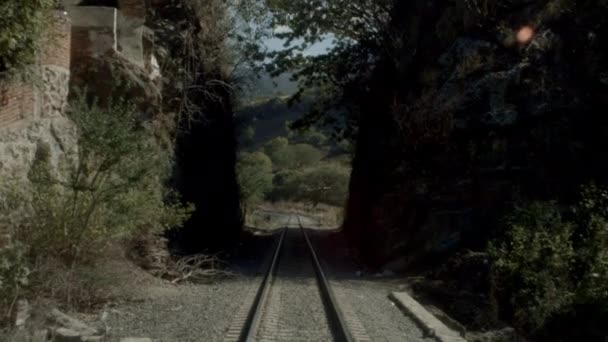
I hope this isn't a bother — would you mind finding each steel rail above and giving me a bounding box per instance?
[298,215,354,342]
[240,216,290,342]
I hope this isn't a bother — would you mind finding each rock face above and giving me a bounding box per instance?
[147,1,242,252]
[0,12,77,191]
[48,309,100,337]
[344,0,608,268]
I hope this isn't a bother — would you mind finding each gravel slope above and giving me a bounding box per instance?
[105,278,257,342]
[95,231,278,342]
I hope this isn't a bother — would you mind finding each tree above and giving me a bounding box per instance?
[241,124,256,145]
[263,0,393,136]
[267,163,350,206]
[264,136,289,154]
[264,137,290,168]
[290,126,328,147]
[289,144,323,168]
[298,163,350,206]
[236,151,273,207]
[267,169,302,202]
[263,139,323,170]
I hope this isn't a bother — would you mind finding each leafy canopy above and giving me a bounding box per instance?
[263,0,393,135]
[237,151,274,207]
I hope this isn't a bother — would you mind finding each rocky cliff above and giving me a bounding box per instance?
[1,1,242,252]
[344,0,608,268]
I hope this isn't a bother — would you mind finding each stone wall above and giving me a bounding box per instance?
[117,12,145,67]
[67,3,147,68]
[39,13,72,119]
[0,11,76,181]
[0,12,71,130]
[117,0,146,67]
[69,6,118,63]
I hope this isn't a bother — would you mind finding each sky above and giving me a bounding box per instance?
[241,27,334,100]
[263,37,334,56]
[263,26,335,56]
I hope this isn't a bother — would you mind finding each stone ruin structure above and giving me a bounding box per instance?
[0,0,159,182]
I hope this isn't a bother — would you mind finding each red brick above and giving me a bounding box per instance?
[0,80,34,128]
[40,12,71,69]
[119,0,145,19]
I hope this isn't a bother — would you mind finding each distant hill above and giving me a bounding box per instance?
[236,96,310,150]
[239,71,299,103]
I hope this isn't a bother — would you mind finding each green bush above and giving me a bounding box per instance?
[489,187,608,336]
[289,126,328,147]
[571,184,608,306]
[488,201,575,331]
[237,151,274,208]
[1,97,192,265]
[267,169,302,202]
[264,137,289,155]
[264,139,323,170]
[0,242,30,323]
[297,163,350,206]
[289,144,324,168]
[264,137,291,169]
[0,0,57,74]
[268,163,350,206]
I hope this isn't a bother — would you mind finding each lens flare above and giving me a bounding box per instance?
[517,26,534,44]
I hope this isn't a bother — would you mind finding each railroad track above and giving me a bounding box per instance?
[230,214,364,342]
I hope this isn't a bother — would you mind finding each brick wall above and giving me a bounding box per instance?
[41,12,71,69]
[71,28,91,63]
[0,82,34,128]
[0,11,70,129]
[118,0,145,19]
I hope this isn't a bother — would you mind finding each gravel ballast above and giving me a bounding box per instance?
[312,229,435,342]
[56,216,434,342]
[257,227,333,341]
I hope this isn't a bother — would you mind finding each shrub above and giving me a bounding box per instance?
[297,163,350,206]
[570,184,608,312]
[0,0,57,74]
[489,187,608,337]
[264,137,291,169]
[290,126,328,147]
[0,99,193,311]
[268,163,350,206]
[289,144,324,168]
[264,137,289,155]
[0,97,191,290]
[236,151,273,208]
[0,242,30,324]
[267,170,303,202]
[488,201,575,331]
[264,140,323,170]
